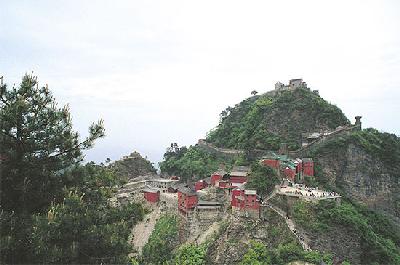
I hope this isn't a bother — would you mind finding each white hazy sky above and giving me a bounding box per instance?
[1,0,399,166]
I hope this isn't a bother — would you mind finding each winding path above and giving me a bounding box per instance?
[263,187,311,251]
[265,202,311,251]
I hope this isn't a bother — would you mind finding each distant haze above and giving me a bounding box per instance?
[1,0,399,166]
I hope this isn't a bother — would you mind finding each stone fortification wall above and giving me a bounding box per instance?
[197,139,242,159]
[194,207,223,230]
[197,139,270,160]
[290,124,359,158]
[179,206,224,243]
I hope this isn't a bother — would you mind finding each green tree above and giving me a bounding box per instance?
[0,74,144,263]
[175,244,207,265]
[240,241,271,265]
[246,162,279,197]
[31,185,144,264]
[1,74,104,214]
[159,145,230,182]
[142,214,179,264]
[251,90,258,96]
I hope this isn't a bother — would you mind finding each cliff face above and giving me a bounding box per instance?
[300,224,362,265]
[311,130,400,221]
[269,194,363,265]
[207,209,299,264]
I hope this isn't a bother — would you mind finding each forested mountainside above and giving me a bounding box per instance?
[206,88,350,151]
[110,151,157,180]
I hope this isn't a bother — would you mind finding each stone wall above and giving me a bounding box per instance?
[290,124,359,158]
[160,193,178,214]
[195,207,223,229]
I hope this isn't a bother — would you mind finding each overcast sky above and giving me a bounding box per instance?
[1,0,399,166]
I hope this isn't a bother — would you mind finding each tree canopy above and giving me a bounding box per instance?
[246,162,279,197]
[159,144,231,181]
[0,74,143,264]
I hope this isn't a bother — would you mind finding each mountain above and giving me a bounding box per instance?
[110,151,157,180]
[205,80,400,220]
[155,80,400,264]
[206,85,350,151]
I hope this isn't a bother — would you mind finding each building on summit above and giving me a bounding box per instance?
[275,78,308,91]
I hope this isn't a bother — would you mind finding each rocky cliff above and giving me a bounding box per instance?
[207,209,300,264]
[309,129,400,222]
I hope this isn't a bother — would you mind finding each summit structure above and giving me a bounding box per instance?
[275,78,308,91]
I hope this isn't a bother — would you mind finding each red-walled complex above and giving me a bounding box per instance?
[178,189,198,213]
[143,189,160,203]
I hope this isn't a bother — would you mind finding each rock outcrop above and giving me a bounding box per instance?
[110,151,157,180]
[207,209,299,264]
[311,135,400,222]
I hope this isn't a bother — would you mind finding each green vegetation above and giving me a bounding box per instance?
[240,240,335,265]
[292,200,400,264]
[0,75,144,264]
[246,162,280,197]
[207,88,349,151]
[110,151,156,181]
[312,128,400,175]
[240,240,271,265]
[159,144,233,181]
[175,243,208,265]
[292,200,328,232]
[350,128,400,172]
[141,214,179,264]
[30,183,144,263]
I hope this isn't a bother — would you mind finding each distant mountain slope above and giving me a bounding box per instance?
[207,88,350,151]
[110,151,156,180]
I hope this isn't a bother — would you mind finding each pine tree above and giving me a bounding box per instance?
[1,74,143,263]
[1,74,104,214]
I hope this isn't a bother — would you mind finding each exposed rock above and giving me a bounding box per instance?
[299,225,362,265]
[315,143,400,222]
[207,209,299,264]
